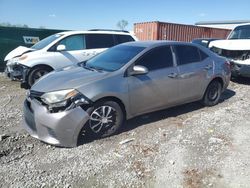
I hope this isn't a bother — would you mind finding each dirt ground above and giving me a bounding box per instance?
[1,72,250,188]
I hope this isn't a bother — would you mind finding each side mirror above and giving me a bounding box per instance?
[56,44,66,51]
[129,65,148,76]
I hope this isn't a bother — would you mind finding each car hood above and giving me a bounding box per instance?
[4,46,35,61]
[31,66,109,93]
[209,39,250,50]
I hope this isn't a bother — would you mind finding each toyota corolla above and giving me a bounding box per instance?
[23,41,231,147]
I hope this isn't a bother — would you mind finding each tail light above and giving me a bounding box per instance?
[224,60,231,70]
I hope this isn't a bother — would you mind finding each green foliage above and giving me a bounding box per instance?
[0,22,29,28]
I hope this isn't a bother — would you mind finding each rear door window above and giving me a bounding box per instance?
[58,35,86,51]
[86,34,115,49]
[136,46,173,71]
[175,45,201,65]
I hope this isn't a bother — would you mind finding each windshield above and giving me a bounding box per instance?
[31,34,63,50]
[84,45,145,72]
[228,25,250,39]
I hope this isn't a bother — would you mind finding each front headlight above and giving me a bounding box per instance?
[6,59,18,66]
[41,89,91,112]
[41,89,77,104]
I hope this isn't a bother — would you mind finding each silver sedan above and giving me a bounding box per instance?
[23,41,231,147]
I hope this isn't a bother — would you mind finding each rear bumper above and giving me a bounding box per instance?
[23,99,89,147]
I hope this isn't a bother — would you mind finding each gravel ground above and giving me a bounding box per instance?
[1,73,250,188]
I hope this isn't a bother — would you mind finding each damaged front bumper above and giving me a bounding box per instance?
[23,98,89,147]
[5,60,31,89]
[5,60,30,82]
[230,59,250,77]
[210,47,250,78]
[5,62,23,80]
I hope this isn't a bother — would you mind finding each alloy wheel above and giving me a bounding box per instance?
[89,105,116,133]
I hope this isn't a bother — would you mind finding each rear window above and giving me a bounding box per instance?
[115,34,135,44]
[199,49,209,61]
[175,45,201,65]
[86,34,115,49]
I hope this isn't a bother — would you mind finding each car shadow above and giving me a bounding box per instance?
[121,88,235,133]
[231,77,250,85]
[78,88,235,146]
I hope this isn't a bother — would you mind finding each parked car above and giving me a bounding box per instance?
[23,41,231,147]
[192,38,220,48]
[4,29,137,88]
[209,24,250,77]
[0,26,66,72]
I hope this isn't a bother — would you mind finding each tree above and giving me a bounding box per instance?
[0,22,29,28]
[117,20,128,30]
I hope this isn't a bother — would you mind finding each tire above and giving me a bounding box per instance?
[27,66,53,87]
[84,101,124,138]
[202,80,222,106]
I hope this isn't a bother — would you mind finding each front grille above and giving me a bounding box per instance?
[47,127,57,138]
[24,100,37,132]
[221,50,250,60]
[28,90,45,104]
[29,90,45,99]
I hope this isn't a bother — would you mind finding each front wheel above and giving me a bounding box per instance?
[28,66,53,87]
[84,101,124,138]
[202,80,222,106]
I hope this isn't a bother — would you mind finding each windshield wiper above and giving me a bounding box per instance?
[89,66,104,72]
[80,61,95,71]
[80,61,104,72]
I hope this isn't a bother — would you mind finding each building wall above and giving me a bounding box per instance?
[195,23,250,30]
[134,21,231,41]
[195,20,250,30]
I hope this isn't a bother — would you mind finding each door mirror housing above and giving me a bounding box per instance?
[129,65,148,76]
[56,44,66,51]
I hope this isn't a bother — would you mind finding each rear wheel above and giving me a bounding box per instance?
[28,66,53,87]
[84,101,124,138]
[202,80,222,106]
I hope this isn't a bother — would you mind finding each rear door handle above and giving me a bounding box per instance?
[204,65,212,70]
[168,72,178,78]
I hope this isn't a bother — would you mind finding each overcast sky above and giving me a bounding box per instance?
[0,0,249,31]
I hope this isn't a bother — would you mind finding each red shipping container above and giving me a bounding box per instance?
[134,21,231,41]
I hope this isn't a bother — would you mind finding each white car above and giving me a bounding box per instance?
[209,24,250,77]
[4,30,137,88]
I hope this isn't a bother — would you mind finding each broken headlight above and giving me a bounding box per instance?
[41,89,91,112]
[210,46,222,56]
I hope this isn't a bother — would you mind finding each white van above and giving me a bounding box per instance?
[4,30,137,88]
[209,24,250,77]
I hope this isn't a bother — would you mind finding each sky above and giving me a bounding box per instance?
[0,0,250,31]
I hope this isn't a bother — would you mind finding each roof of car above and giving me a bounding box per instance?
[121,40,193,48]
[57,30,133,36]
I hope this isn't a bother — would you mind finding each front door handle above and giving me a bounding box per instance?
[168,72,178,78]
[204,65,212,70]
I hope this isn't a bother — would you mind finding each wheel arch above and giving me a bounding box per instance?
[202,76,224,106]
[211,76,224,88]
[93,96,127,120]
[28,64,54,74]
[25,64,54,87]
